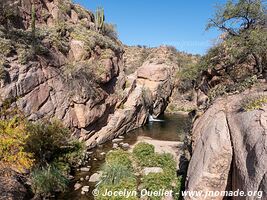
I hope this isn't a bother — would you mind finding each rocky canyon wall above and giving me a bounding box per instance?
[0,0,175,148]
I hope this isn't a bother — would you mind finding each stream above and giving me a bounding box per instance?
[58,113,189,200]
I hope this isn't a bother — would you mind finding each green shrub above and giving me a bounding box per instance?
[241,95,267,112]
[133,142,155,166]
[30,166,68,197]
[50,140,86,175]
[208,76,258,102]
[17,47,35,65]
[70,25,123,53]
[0,38,12,56]
[59,140,86,167]
[153,153,176,173]
[25,120,70,164]
[105,149,132,170]
[208,84,227,102]
[102,23,118,40]
[227,75,258,93]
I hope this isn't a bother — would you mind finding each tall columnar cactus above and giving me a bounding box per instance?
[95,7,105,32]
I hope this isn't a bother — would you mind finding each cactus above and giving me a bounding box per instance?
[95,7,105,32]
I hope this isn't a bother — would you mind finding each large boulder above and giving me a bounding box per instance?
[185,88,267,200]
[0,175,27,200]
[185,105,233,200]
[137,61,170,81]
[137,61,173,117]
[226,95,267,200]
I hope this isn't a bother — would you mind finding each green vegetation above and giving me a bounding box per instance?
[100,163,135,185]
[97,150,137,200]
[132,142,155,166]
[97,143,181,200]
[39,22,70,54]
[177,0,267,103]
[133,143,180,200]
[133,143,177,173]
[70,24,122,53]
[30,166,68,197]
[0,1,19,30]
[25,120,85,197]
[105,149,133,170]
[206,0,265,35]
[0,38,12,56]
[208,75,258,102]
[206,0,267,75]
[102,23,118,40]
[241,95,267,111]
[25,120,70,164]
[0,116,34,172]
[0,106,85,197]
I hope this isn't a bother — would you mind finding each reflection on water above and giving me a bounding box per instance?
[57,113,189,200]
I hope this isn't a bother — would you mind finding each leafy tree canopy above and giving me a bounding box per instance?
[207,0,266,35]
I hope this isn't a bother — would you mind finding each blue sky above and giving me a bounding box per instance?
[73,0,226,55]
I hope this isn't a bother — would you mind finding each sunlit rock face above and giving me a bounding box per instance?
[185,88,267,200]
[85,60,174,148]
[0,1,175,149]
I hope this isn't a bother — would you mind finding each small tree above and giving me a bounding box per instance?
[207,0,267,77]
[207,0,266,35]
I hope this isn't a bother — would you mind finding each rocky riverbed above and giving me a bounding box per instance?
[58,113,189,200]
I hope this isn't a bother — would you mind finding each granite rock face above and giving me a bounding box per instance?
[85,61,174,148]
[0,0,175,148]
[185,88,267,200]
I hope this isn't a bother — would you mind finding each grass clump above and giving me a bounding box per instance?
[132,142,155,166]
[241,95,267,112]
[100,163,135,185]
[30,166,68,198]
[97,150,138,200]
[105,149,133,170]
